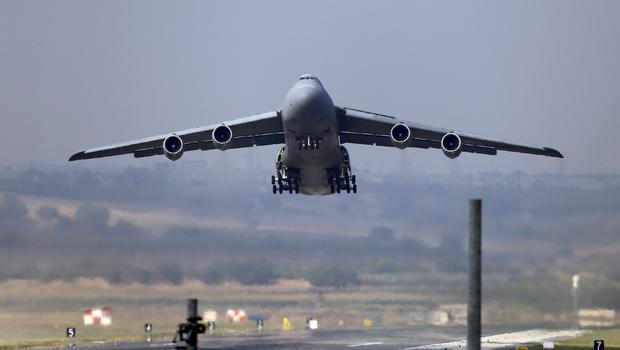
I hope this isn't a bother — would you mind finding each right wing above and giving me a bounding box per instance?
[337,107,563,158]
[69,110,284,161]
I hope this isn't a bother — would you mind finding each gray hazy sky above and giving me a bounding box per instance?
[1,1,619,174]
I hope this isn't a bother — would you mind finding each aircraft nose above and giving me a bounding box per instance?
[285,82,329,120]
[291,84,321,110]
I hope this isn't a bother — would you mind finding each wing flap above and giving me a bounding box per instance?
[134,148,163,158]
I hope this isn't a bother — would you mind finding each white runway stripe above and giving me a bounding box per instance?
[348,342,384,347]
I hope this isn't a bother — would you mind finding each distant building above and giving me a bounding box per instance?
[427,304,467,325]
[578,309,615,327]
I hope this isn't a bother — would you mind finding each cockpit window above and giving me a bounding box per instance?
[299,74,317,81]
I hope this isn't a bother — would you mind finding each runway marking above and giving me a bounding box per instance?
[349,342,384,347]
[398,329,588,350]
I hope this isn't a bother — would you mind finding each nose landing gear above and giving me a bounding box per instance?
[297,135,321,151]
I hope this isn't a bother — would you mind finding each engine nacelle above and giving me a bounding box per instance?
[390,123,411,149]
[163,134,184,161]
[212,124,233,151]
[441,132,462,159]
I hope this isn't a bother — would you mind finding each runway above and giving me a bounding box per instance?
[54,326,586,350]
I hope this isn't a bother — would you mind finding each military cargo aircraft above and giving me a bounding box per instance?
[70,74,563,195]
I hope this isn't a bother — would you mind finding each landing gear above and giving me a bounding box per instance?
[297,135,321,151]
[272,147,301,195]
[272,176,300,195]
[327,171,357,195]
[327,146,358,195]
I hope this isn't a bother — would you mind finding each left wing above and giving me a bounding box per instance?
[337,107,563,158]
[69,110,284,161]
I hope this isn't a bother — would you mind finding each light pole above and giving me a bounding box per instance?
[572,274,580,328]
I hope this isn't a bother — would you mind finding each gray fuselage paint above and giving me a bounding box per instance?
[280,77,344,195]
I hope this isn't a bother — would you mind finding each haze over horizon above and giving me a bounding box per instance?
[1,1,618,174]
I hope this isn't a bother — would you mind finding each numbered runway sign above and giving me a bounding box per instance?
[66,327,76,338]
[594,340,605,350]
[144,323,152,333]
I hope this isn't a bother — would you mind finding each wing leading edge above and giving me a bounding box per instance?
[69,111,284,161]
[337,107,563,158]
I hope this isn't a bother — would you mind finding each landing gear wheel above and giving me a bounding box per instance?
[288,183,293,193]
[278,185,283,194]
[351,175,356,185]
[272,185,277,194]
[271,175,276,185]
[295,184,299,194]
[352,184,357,194]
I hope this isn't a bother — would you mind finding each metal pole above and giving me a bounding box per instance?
[187,299,198,320]
[186,299,199,350]
[468,199,482,350]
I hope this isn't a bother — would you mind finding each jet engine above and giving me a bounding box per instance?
[163,134,184,161]
[212,124,233,150]
[441,132,462,159]
[390,123,411,149]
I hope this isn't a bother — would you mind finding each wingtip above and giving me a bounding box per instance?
[69,151,86,162]
[544,147,564,158]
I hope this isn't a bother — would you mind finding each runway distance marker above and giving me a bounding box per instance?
[594,340,605,350]
[66,327,76,338]
[145,323,152,332]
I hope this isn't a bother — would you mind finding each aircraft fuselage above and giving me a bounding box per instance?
[279,76,348,195]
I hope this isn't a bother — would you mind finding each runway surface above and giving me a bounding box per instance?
[54,326,586,350]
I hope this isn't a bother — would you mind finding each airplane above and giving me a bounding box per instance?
[70,74,563,195]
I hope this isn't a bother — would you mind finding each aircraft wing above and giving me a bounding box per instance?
[69,110,284,161]
[337,107,563,158]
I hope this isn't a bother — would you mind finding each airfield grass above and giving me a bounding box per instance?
[522,329,620,350]
[556,328,620,349]
[0,278,601,349]
[0,277,443,347]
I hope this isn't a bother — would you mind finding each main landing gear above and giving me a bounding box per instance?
[272,146,300,195]
[271,174,300,195]
[328,146,357,194]
[328,173,357,194]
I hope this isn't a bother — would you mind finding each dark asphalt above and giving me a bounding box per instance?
[55,325,531,350]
